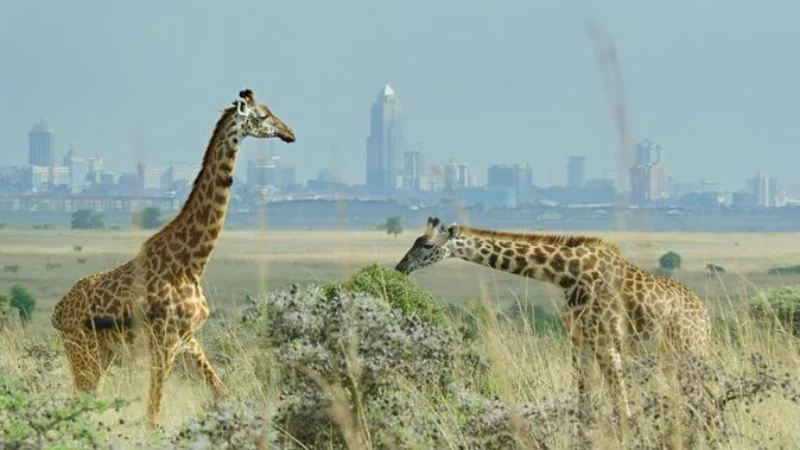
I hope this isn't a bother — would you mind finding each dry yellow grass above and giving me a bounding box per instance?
[2,228,800,447]
[2,228,800,332]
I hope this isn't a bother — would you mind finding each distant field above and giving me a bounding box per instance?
[2,227,800,332]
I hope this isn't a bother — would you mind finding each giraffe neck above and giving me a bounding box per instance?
[446,227,616,291]
[146,107,242,278]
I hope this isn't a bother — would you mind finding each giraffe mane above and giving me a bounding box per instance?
[457,226,622,254]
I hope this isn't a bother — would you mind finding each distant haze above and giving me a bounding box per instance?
[1,1,798,193]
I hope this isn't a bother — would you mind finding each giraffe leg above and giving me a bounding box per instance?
[95,344,117,392]
[661,355,686,450]
[661,331,688,449]
[573,344,594,420]
[183,337,229,397]
[145,323,180,430]
[572,343,596,448]
[599,344,632,444]
[59,329,116,394]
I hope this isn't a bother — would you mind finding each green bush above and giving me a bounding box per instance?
[70,209,104,230]
[0,377,129,448]
[132,206,164,230]
[385,216,403,237]
[321,263,446,326]
[8,285,35,323]
[659,251,682,270]
[748,285,800,335]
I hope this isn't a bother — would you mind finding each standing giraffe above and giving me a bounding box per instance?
[50,89,296,429]
[394,217,711,433]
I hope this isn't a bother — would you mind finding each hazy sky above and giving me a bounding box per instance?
[1,1,798,193]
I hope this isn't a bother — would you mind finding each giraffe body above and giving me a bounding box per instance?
[395,217,711,429]
[51,89,296,428]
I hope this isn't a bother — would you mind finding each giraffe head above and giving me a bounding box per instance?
[233,89,296,143]
[394,217,458,274]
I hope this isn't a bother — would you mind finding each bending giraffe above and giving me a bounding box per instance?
[50,89,296,429]
[394,218,711,428]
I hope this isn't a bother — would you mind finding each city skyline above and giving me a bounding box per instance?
[1,1,798,193]
[2,92,783,200]
[3,107,785,208]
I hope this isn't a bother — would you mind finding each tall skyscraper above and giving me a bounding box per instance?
[567,156,586,188]
[629,139,667,204]
[487,163,533,203]
[402,149,425,190]
[443,159,474,191]
[29,118,54,166]
[63,147,104,193]
[366,83,405,192]
[748,172,779,207]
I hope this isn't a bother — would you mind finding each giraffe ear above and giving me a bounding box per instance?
[445,223,458,238]
[427,217,440,228]
[234,98,250,116]
[239,89,254,101]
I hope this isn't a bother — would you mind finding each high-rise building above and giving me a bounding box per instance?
[29,118,54,166]
[444,159,473,191]
[365,83,405,192]
[629,139,667,204]
[169,163,201,185]
[567,156,586,188]
[748,172,779,207]
[636,138,664,166]
[487,163,533,204]
[137,163,170,192]
[63,148,104,193]
[402,150,425,191]
[24,165,69,192]
[246,155,295,189]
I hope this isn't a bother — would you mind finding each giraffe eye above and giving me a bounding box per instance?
[422,243,435,249]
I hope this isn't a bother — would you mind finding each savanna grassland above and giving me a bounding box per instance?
[5,228,800,332]
[2,227,800,449]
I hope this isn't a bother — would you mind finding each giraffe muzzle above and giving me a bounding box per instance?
[274,121,296,143]
[394,260,411,274]
[279,127,296,143]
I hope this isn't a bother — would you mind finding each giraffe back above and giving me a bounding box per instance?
[50,260,147,331]
[569,251,711,357]
[620,259,710,355]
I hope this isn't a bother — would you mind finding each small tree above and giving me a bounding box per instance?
[71,209,104,230]
[8,284,36,323]
[132,206,164,230]
[659,251,682,270]
[385,216,403,238]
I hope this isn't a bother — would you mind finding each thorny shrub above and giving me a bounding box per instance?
[461,352,800,449]
[0,376,128,450]
[170,401,275,450]
[241,284,489,448]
